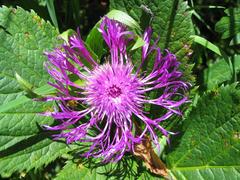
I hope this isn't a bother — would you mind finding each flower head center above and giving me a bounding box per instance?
[107,84,122,98]
[85,63,143,118]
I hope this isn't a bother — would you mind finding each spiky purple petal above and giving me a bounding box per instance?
[42,17,189,162]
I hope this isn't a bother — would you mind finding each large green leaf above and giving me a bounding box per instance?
[215,8,240,39]
[0,94,53,151]
[0,6,74,177]
[167,84,240,179]
[0,138,76,178]
[110,0,195,82]
[0,93,77,178]
[0,6,58,93]
[0,5,57,143]
[204,55,240,89]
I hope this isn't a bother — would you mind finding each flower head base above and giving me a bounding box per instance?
[42,17,189,162]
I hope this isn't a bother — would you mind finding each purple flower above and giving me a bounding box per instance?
[42,17,189,162]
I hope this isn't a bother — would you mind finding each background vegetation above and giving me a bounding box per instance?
[0,0,239,179]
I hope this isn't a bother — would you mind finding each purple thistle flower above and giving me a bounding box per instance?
[42,17,189,162]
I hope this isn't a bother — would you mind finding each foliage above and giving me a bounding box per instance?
[0,0,239,179]
[110,0,195,83]
[215,8,240,39]
[0,6,76,178]
[167,84,240,179]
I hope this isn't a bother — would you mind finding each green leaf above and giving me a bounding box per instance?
[55,161,106,180]
[131,36,145,51]
[0,5,58,114]
[15,72,41,98]
[190,5,225,9]
[59,29,75,43]
[15,72,33,90]
[230,33,240,46]
[0,138,77,178]
[107,9,140,30]
[110,0,195,82]
[215,8,240,39]
[85,9,141,60]
[204,55,240,89]
[0,6,58,94]
[0,96,52,150]
[0,84,55,114]
[0,6,68,176]
[59,29,100,65]
[0,92,73,177]
[55,156,153,180]
[191,35,221,56]
[46,0,59,29]
[167,84,240,179]
[35,0,47,6]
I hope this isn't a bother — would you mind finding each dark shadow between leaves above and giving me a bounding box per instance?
[0,130,62,158]
[71,152,151,180]
[165,118,187,156]
[164,0,179,50]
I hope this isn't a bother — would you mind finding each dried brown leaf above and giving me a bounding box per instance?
[133,136,168,177]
